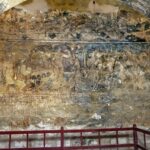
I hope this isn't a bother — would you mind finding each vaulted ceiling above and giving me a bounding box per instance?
[0,0,150,18]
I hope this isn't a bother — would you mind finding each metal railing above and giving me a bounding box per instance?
[0,124,149,150]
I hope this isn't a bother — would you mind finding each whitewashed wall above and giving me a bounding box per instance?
[0,0,26,13]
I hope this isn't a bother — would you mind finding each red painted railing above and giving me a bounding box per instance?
[0,124,149,150]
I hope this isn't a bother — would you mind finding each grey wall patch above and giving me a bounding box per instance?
[0,1,7,13]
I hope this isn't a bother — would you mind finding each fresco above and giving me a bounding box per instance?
[0,0,149,129]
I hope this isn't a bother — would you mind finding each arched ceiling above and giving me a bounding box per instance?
[0,0,150,18]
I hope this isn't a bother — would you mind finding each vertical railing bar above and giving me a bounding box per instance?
[80,132,83,146]
[143,133,146,149]
[9,134,11,149]
[116,130,119,150]
[43,132,46,147]
[26,133,29,149]
[61,127,64,150]
[98,132,101,150]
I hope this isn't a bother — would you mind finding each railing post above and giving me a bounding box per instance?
[133,124,138,150]
[9,134,11,149]
[116,130,119,150]
[43,133,46,147]
[26,133,29,148]
[61,127,64,150]
[80,132,83,146]
[98,132,101,150]
[143,133,146,149]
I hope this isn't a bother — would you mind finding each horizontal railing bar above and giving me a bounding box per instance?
[63,127,133,133]
[0,130,61,135]
[62,134,131,139]
[0,148,61,150]
[64,144,135,149]
[0,144,135,150]
[0,134,131,143]
[136,128,150,135]
[137,144,147,150]
[0,127,133,135]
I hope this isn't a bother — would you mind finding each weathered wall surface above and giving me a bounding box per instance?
[121,0,150,17]
[0,4,150,129]
[0,41,149,129]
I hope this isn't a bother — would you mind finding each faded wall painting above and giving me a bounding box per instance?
[0,0,149,129]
